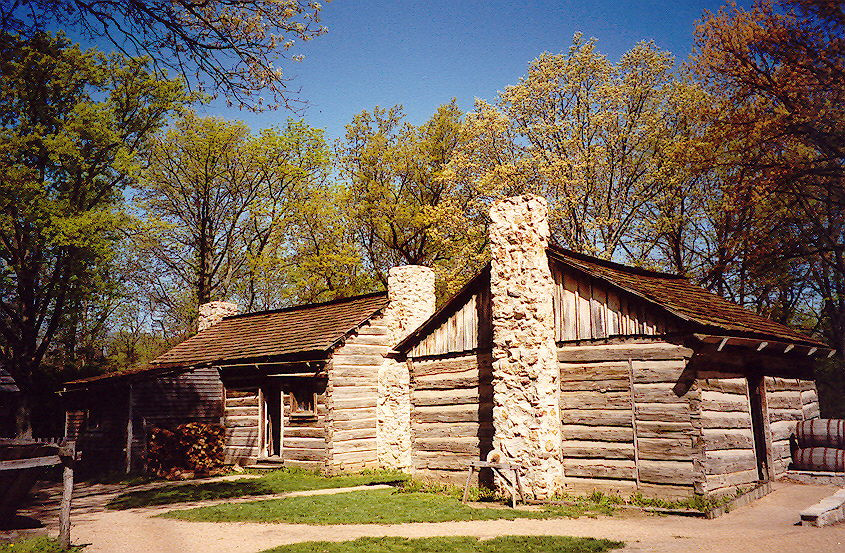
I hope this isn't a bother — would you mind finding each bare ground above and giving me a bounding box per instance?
[5,479,845,553]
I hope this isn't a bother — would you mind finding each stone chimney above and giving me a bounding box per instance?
[198,301,239,332]
[488,194,563,500]
[378,265,436,470]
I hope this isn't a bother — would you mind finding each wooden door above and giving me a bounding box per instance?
[260,386,283,458]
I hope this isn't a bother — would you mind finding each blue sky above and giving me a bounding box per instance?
[199,1,748,142]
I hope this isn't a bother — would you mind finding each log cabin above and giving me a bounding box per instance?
[392,194,833,500]
[62,266,437,474]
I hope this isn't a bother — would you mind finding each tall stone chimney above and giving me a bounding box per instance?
[378,265,436,470]
[488,194,563,500]
[198,301,239,332]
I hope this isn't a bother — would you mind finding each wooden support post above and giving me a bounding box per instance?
[462,466,476,503]
[58,442,75,550]
[125,383,134,474]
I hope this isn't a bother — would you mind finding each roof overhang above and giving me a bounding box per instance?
[694,333,835,358]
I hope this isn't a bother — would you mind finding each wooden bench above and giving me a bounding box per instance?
[461,459,525,508]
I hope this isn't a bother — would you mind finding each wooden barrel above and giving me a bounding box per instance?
[792,447,845,472]
[795,419,845,449]
[0,440,60,521]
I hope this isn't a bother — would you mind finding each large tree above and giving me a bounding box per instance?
[1,0,326,109]
[693,0,845,353]
[0,31,186,436]
[138,113,329,329]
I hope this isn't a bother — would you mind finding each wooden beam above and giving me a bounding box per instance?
[756,342,768,352]
[828,350,836,359]
[717,338,729,351]
[125,383,134,474]
[784,344,794,353]
[0,455,61,471]
[807,347,818,356]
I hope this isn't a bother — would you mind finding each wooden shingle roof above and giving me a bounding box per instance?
[65,292,388,388]
[547,246,828,348]
[151,291,389,368]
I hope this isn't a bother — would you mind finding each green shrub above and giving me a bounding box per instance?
[145,422,225,478]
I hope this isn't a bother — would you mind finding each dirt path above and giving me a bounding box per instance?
[8,480,845,553]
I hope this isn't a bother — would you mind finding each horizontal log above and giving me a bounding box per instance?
[559,343,693,363]
[803,403,821,419]
[636,421,693,439]
[414,369,479,390]
[635,482,695,500]
[801,389,819,405]
[283,437,326,450]
[702,469,759,493]
[331,354,386,366]
[354,323,389,336]
[331,449,377,463]
[633,383,687,404]
[563,476,638,496]
[285,426,326,439]
[412,356,485,377]
[345,333,390,346]
[412,422,493,439]
[698,378,747,395]
[332,428,376,442]
[766,391,801,410]
[282,459,325,470]
[334,343,389,356]
[224,406,258,417]
[333,397,377,410]
[562,458,636,480]
[561,409,632,426]
[413,450,476,470]
[769,420,797,442]
[332,365,380,378]
[703,449,757,475]
[562,440,634,460]
[332,407,376,421]
[764,377,802,392]
[701,428,754,451]
[767,408,804,422]
[638,459,695,484]
[331,438,377,453]
[414,437,481,454]
[700,411,751,429]
[224,415,259,428]
[224,397,259,407]
[701,390,750,412]
[631,359,687,384]
[412,404,488,423]
[331,385,378,396]
[560,390,631,410]
[225,437,260,447]
[331,376,378,387]
[224,427,258,439]
[559,362,629,382]
[559,378,629,392]
[635,403,691,423]
[637,437,693,461]
[284,448,328,462]
[413,387,485,406]
[562,425,633,442]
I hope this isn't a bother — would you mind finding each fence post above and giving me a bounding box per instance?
[58,441,75,549]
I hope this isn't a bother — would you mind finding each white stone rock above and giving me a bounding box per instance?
[198,301,239,332]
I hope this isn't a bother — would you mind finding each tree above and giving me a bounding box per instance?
[1,0,326,110]
[693,0,845,353]
[138,113,329,329]
[451,35,699,260]
[0,31,186,436]
[337,101,488,296]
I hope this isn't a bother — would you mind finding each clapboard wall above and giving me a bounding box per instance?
[326,315,392,473]
[558,341,696,499]
[409,353,494,485]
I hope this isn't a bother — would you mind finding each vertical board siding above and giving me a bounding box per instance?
[327,315,391,472]
[410,353,493,486]
[408,285,492,358]
[550,259,677,342]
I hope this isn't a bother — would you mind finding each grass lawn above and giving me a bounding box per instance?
[108,468,407,509]
[0,536,84,553]
[258,536,624,553]
[159,488,607,524]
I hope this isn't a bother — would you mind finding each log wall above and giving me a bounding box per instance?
[765,377,819,476]
[558,341,696,499]
[222,388,260,464]
[696,374,758,494]
[282,380,329,470]
[409,353,493,485]
[326,316,391,472]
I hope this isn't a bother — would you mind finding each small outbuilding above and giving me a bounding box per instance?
[392,195,831,500]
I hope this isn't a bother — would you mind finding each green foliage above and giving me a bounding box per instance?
[0,30,186,434]
[395,478,502,502]
[259,536,623,553]
[145,422,225,478]
[0,536,83,553]
[108,467,407,509]
[158,488,559,524]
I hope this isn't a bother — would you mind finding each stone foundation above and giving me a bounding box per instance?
[488,194,563,500]
[378,265,436,470]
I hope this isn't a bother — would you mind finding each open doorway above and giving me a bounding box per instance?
[747,375,771,481]
[261,385,283,458]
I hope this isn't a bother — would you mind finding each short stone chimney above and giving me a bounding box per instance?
[378,264,436,470]
[488,194,563,500]
[198,301,239,332]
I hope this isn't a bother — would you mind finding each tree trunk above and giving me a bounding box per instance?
[15,393,33,438]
